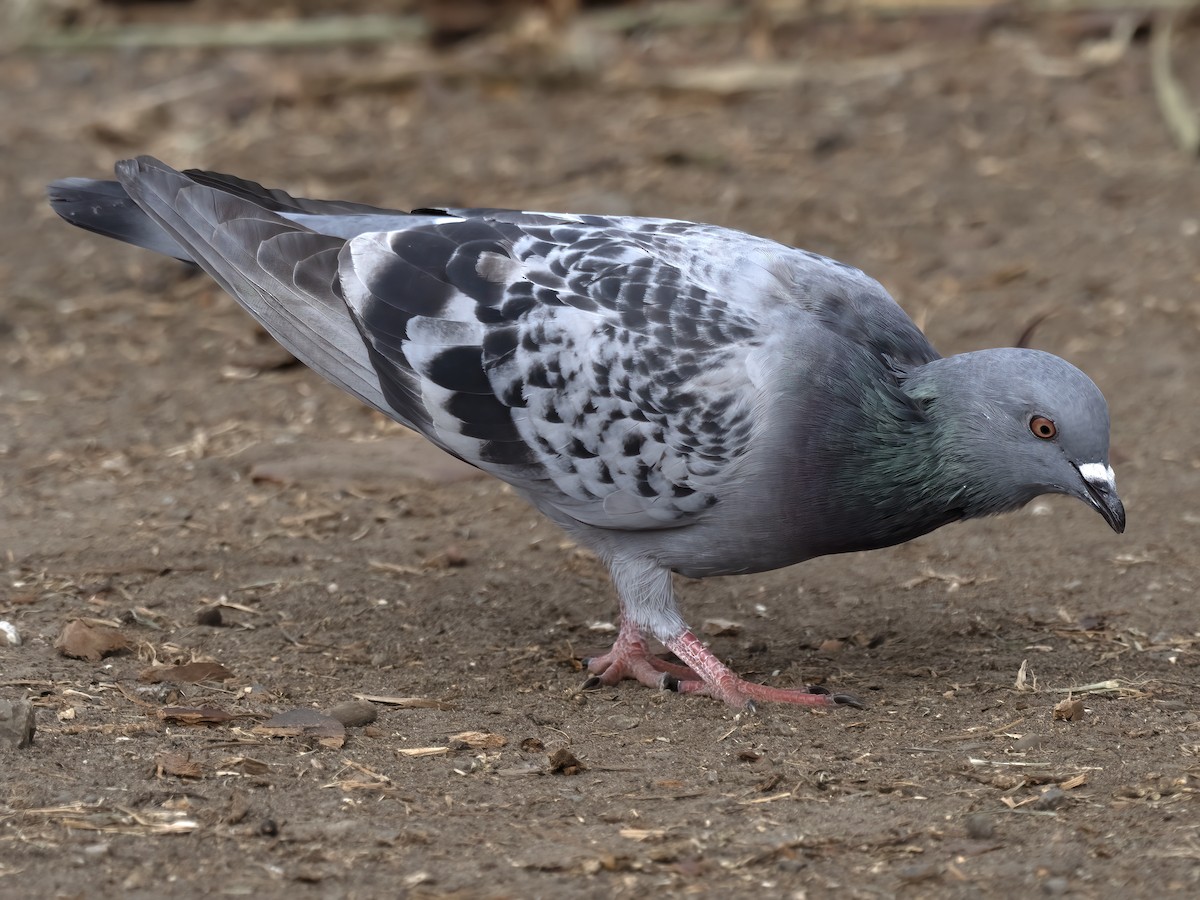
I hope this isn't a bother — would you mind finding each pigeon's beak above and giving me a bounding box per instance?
[1074,462,1126,534]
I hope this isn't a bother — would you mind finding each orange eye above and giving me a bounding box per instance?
[1030,416,1057,439]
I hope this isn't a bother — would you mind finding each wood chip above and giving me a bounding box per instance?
[217,756,271,776]
[1059,772,1089,791]
[619,827,667,841]
[139,662,234,684]
[159,706,235,726]
[449,730,507,750]
[353,693,456,710]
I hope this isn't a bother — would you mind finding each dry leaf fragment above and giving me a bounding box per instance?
[620,827,667,841]
[55,619,127,662]
[158,706,235,726]
[139,661,234,684]
[156,751,204,779]
[254,709,345,749]
[701,618,742,637]
[1053,698,1085,722]
[352,693,456,710]
[218,756,271,776]
[423,545,469,568]
[1014,659,1037,692]
[817,638,845,658]
[449,730,507,750]
[1059,772,1089,791]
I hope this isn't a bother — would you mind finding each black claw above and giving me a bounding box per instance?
[743,699,759,714]
[806,684,866,709]
[581,675,602,691]
[661,673,680,692]
[831,693,866,710]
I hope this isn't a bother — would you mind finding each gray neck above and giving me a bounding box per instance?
[813,354,1027,554]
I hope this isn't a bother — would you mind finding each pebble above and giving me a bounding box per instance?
[965,812,995,840]
[326,699,378,727]
[195,607,223,627]
[1011,733,1045,752]
[0,699,36,749]
[1033,786,1068,811]
[0,621,19,646]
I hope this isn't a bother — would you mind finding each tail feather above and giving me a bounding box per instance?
[180,167,395,217]
[96,156,398,420]
[47,176,194,262]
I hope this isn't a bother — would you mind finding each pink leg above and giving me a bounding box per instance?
[664,630,864,711]
[584,617,698,690]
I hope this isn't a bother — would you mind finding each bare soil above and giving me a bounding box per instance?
[3,7,1200,898]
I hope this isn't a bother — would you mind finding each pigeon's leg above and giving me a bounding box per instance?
[583,614,699,690]
[602,556,861,709]
[663,630,863,709]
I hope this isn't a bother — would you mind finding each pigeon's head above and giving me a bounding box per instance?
[907,348,1125,533]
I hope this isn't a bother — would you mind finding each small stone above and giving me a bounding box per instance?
[326,700,378,728]
[0,700,36,749]
[1011,733,1045,752]
[0,621,20,646]
[1033,786,1068,811]
[196,607,223,627]
[965,813,994,840]
[1042,876,1070,895]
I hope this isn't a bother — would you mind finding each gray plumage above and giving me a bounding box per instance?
[47,157,1125,709]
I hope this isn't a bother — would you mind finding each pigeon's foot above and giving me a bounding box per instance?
[583,623,698,692]
[664,630,864,710]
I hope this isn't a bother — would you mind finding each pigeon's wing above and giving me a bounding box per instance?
[337,212,933,531]
[105,158,773,526]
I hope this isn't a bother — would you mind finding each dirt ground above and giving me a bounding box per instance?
[3,4,1200,898]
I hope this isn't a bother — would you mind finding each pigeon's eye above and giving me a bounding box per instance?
[1030,416,1057,440]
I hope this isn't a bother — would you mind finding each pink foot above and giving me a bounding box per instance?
[664,630,864,711]
[583,623,698,691]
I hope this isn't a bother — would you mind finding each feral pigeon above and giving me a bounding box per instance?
[47,157,1125,709]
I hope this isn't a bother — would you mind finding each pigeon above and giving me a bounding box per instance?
[47,157,1125,710]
